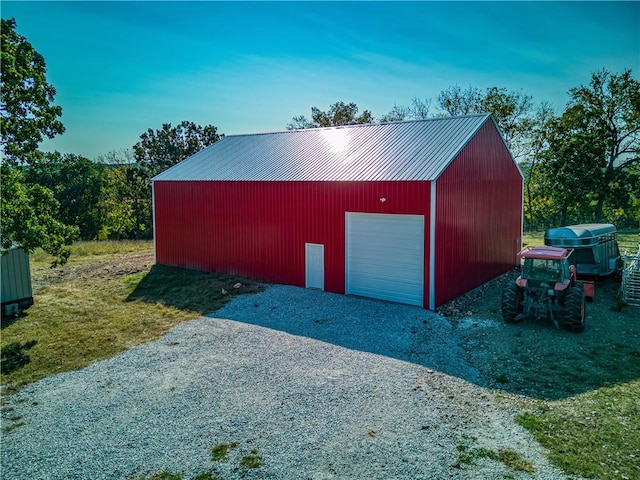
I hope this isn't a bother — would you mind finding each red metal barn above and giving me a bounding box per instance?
[152,114,523,309]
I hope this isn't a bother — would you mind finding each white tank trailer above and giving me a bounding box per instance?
[1,246,34,316]
[544,223,621,277]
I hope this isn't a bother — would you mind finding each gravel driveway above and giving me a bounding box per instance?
[2,285,573,479]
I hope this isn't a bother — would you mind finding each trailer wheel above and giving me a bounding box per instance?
[562,285,585,333]
[502,283,523,323]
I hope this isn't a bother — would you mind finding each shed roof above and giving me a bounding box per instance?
[545,223,617,240]
[153,114,495,182]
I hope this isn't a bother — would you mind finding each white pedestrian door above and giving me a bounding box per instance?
[305,243,324,290]
[346,213,424,306]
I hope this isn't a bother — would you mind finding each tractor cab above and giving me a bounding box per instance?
[523,256,571,283]
[518,247,574,286]
[517,246,593,300]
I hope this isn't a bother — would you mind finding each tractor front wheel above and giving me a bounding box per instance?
[502,283,523,323]
[562,285,585,333]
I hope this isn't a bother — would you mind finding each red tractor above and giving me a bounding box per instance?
[502,247,593,332]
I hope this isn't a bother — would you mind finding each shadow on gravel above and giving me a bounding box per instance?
[210,285,483,388]
[209,280,640,401]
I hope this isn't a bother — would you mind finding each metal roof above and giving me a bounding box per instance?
[153,114,493,182]
[520,246,570,260]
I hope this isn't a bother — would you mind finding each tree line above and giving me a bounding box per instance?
[2,18,639,266]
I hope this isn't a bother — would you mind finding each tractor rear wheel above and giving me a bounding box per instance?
[562,284,585,333]
[502,283,523,323]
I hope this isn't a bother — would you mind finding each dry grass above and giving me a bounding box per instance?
[1,240,260,394]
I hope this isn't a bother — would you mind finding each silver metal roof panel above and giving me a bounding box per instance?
[153,114,492,182]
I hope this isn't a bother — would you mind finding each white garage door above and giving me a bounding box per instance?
[346,212,424,306]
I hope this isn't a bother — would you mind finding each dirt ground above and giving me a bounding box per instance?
[30,254,155,291]
[438,270,640,400]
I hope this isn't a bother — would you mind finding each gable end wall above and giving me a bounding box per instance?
[434,120,523,306]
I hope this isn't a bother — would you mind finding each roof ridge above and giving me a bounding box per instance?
[152,113,499,182]
[225,113,492,138]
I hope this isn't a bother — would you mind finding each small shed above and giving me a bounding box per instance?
[152,114,523,309]
[1,246,34,316]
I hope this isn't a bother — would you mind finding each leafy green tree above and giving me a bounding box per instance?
[122,164,153,239]
[286,115,315,130]
[1,18,77,264]
[23,153,107,240]
[1,165,78,265]
[1,18,64,164]
[287,101,374,129]
[437,85,483,117]
[520,102,557,229]
[380,98,431,123]
[95,147,135,166]
[531,69,640,227]
[97,166,138,240]
[563,69,640,222]
[534,117,606,226]
[133,121,221,177]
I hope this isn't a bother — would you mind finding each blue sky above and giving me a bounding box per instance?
[3,1,639,160]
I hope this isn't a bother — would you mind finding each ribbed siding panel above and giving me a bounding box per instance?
[434,121,523,306]
[154,180,432,307]
[1,247,33,304]
[153,115,489,182]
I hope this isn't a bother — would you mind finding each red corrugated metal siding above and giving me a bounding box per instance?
[434,121,522,306]
[154,180,432,306]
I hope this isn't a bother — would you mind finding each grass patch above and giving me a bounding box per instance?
[456,435,535,473]
[2,420,26,432]
[194,473,223,480]
[210,442,239,462]
[131,471,222,480]
[497,449,535,473]
[237,449,263,470]
[456,442,498,466]
[521,231,544,248]
[494,373,509,384]
[30,240,152,267]
[130,472,183,480]
[1,240,260,394]
[517,379,640,480]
